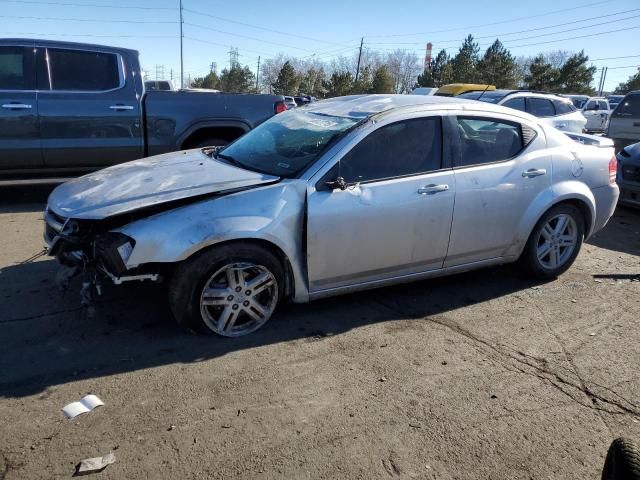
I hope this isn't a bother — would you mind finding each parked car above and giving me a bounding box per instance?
[607,94,624,111]
[411,87,438,95]
[435,84,495,96]
[458,90,587,133]
[144,80,174,91]
[283,96,297,109]
[616,141,640,208]
[0,39,286,178]
[44,94,618,337]
[581,97,610,133]
[566,94,589,109]
[607,91,640,152]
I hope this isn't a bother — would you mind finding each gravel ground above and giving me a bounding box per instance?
[0,185,639,479]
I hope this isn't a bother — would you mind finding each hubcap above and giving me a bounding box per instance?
[199,262,278,337]
[536,214,578,270]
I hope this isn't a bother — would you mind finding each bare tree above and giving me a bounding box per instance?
[385,50,420,93]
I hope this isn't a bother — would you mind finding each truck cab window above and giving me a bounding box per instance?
[47,48,121,91]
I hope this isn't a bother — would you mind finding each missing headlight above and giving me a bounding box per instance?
[95,233,136,276]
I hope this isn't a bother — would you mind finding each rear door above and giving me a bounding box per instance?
[0,44,42,170]
[38,46,143,168]
[306,115,455,292]
[445,115,549,266]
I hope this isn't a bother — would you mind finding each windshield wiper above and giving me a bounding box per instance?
[215,153,246,169]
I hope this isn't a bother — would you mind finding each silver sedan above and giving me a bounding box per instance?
[45,95,620,337]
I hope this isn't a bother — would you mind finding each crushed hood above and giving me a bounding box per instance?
[47,149,279,219]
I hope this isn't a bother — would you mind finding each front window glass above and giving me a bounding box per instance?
[218,109,359,177]
[338,117,442,183]
[458,90,509,104]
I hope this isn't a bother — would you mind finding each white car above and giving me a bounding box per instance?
[411,87,438,95]
[459,90,587,133]
[581,97,610,133]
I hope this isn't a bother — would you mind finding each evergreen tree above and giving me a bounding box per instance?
[352,66,373,94]
[431,50,451,87]
[370,65,394,93]
[219,64,255,93]
[450,35,480,83]
[323,71,354,97]
[614,67,640,94]
[477,40,518,89]
[271,61,299,95]
[416,65,435,88]
[524,55,558,91]
[298,67,327,97]
[556,50,596,94]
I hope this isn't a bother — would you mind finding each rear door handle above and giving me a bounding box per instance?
[522,168,547,178]
[1,103,32,110]
[418,184,449,195]
[109,105,135,111]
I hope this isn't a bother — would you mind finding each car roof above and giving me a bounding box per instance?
[303,94,538,123]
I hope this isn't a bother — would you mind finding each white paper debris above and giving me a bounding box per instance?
[77,452,115,474]
[63,394,104,419]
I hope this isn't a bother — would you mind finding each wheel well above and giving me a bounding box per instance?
[555,199,593,236]
[181,126,246,149]
[187,238,296,301]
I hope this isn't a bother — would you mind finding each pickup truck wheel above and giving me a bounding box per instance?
[519,203,584,279]
[602,437,640,480]
[169,243,284,337]
[193,138,228,148]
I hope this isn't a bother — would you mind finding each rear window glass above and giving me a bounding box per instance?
[0,46,30,90]
[614,94,640,117]
[527,98,555,117]
[502,97,526,112]
[47,48,120,91]
[456,117,524,167]
[554,100,575,114]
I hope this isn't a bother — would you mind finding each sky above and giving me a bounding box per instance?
[1,0,638,91]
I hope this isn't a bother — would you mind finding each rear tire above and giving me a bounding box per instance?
[602,437,640,480]
[169,243,284,337]
[519,203,584,279]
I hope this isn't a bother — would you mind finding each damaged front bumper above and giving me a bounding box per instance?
[43,207,161,300]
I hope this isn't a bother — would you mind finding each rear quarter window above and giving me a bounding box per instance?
[553,100,575,114]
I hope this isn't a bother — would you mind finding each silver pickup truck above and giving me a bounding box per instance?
[0,38,286,179]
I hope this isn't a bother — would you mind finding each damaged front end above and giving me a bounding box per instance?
[44,208,160,305]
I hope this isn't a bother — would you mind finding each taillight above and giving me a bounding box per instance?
[609,155,617,184]
[274,101,287,114]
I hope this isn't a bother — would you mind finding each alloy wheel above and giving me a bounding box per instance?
[536,214,578,270]
[199,262,278,337]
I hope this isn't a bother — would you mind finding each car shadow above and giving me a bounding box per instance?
[0,184,57,214]
[0,257,542,398]
[587,206,640,257]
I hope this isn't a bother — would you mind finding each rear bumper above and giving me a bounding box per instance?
[590,184,619,236]
[618,180,640,208]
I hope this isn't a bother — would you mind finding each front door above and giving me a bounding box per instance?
[445,115,551,266]
[306,116,455,292]
[37,46,143,169]
[0,44,42,170]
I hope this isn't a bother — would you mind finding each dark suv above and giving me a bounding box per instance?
[606,91,640,153]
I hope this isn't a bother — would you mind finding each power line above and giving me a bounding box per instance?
[1,31,174,38]
[366,8,640,46]
[506,25,640,49]
[184,22,314,53]
[184,36,271,57]
[0,0,175,9]
[604,65,640,70]
[590,54,640,62]
[182,7,352,47]
[0,14,178,24]
[365,0,610,38]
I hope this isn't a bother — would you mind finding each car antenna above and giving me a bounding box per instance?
[477,84,491,101]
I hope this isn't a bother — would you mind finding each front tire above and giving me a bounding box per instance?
[169,243,284,337]
[519,203,584,279]
[602,437,640,480]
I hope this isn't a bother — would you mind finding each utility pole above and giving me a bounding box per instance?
[355,37,364,82]
[256,56,260,92]
[179,0,184,88]
[170,69,173,81]
[600,67,608,95]
[597,67,605,95]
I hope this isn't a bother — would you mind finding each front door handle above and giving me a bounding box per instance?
[418,184,449,195]
[109,105,135,111]
[522,168,547,178]
[1,103,32,110]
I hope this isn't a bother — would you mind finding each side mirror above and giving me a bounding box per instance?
[325,176,347,191]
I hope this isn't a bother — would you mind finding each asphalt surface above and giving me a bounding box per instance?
[0,184,639,479]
